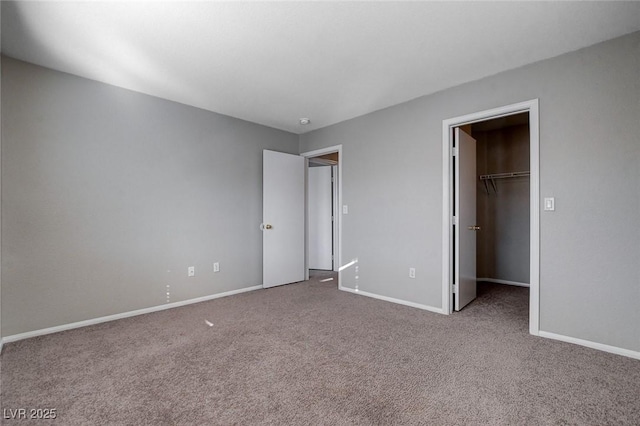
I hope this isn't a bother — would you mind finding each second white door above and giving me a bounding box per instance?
[308,166,333,270]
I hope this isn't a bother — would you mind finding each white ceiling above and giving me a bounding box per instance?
[3,1,640,134]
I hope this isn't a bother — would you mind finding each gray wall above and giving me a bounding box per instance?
[300,32,640,352]
[1,57,298,336]
[475,124,530,284]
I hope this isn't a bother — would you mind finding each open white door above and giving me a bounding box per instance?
[455,128,477,310]
[263,150,305,288]
[308,166,333,270]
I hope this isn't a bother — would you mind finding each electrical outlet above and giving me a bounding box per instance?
[213,262,220,273]
[188,266,195,277]
[409,268,416,279]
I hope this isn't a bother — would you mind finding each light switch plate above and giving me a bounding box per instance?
[544,197,555,211]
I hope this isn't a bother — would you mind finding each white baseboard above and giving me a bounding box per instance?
[339,285,444,314]
[2,285,263,345]
[478,278,530,287]
[539,330,640,360]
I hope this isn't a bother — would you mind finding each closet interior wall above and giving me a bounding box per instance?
[473,123,530,285]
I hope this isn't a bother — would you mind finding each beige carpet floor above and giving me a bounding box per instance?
[1,272,639,425]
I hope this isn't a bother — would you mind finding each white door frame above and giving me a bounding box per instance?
[331,165,339,272]
[301,145,343,287]
[441,99,540,335]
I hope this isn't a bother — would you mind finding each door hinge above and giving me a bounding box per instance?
[452,284,458,294]
[452,216,458,225]
[331,216,334,222]
[452,147,458,156]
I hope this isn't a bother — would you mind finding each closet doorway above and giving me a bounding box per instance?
[308,153,338,272]
[473,113,530,290]
[301,145,343,284]
[442,100,540,336]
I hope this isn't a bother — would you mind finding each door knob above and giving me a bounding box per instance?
[265,224,273,230]
[467,225,481,231]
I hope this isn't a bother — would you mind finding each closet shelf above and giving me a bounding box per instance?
[479,171,530,194]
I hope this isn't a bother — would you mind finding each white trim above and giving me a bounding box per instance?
[300,146,342,160]
[300,145,343,287]
[478,278,530,288]
[442,99,540,336]
[2,285,262,344]
[340,286,444,315]
[539,331,640,360]
[332,165,339,272]
[441,124,452,314]
[529,100,540,336]
[303,156,310,281]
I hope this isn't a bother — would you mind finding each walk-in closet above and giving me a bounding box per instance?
[472,112,530,293]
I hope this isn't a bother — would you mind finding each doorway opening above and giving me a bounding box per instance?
[472,113,530,291]
[301,145,343,288]
[442,100,540,336]
[308,153,338,273]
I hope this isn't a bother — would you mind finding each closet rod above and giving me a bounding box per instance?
[479,171,530,180]
[479,171,530,194]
